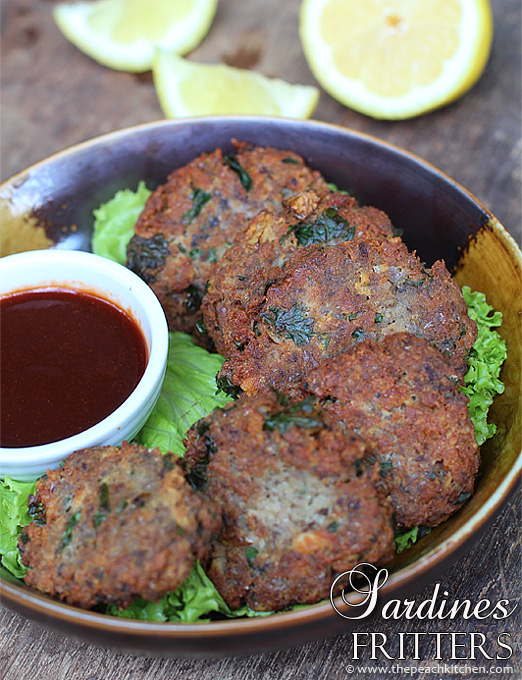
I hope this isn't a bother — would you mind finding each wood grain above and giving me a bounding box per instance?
[1,0,520,677]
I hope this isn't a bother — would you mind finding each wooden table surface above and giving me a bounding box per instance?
[1,1,520,678]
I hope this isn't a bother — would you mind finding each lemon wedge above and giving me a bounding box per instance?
[53,0,218,72]
[299,0,493,119]
[153,51,320,119]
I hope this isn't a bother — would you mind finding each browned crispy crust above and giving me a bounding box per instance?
[18,442,221,609]
[126,141,329,342]
[182,392,395,612]
[214,234,476,398]
[306,333,480,528]
[202,189,396,359]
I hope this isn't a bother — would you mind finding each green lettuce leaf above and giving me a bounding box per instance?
[0,477,35,577]
[394,526,432,554]
[461,286,507,445]
[91,182,151,264]
[395,526,420,554]
[106,561,269,623]
[136,332,232,455]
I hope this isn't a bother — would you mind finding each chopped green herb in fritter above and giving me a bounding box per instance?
[182,185,212,225]
[94,483,111,529]
[224,155,252,191]
[186,285,205,313]
[27,499,46,527]
[216,374,244,398]
[262,303,315,346]
[59,511,81,552]
[263,397,322,435]
[99,482,110,512]
[126,233,170,281]
[245,546,259,567]
[283,207,356,246]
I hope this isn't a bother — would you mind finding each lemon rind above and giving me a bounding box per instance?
[299,0,493,120]
[53,0,218,73]
[153,52,320,120]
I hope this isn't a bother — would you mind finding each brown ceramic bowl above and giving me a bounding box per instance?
[1,117,521,658]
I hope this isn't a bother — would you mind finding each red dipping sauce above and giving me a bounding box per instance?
[0,288,148,448]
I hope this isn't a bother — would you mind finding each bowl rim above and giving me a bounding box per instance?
[0,116,520,648]
[0,114,506,222]
[0,249,169,467]
[3,114,520,261]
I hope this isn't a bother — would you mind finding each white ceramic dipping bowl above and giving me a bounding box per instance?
[0,249,169,481]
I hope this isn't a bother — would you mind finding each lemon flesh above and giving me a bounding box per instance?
[299,0,493,119]
[153,51,320,119]
[53,0,218,72]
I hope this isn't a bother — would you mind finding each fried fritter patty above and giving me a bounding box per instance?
[126,141,329,341]
[18,442,220,609]
[202,189,396,359]
[306,333,480,529]
[215,235,477,398]
[182,392,395,612]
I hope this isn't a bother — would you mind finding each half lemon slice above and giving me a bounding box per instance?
[153,51,320,119]
[53,0,218,72]
[299,0,493,119]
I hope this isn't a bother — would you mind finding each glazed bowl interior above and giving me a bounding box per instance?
[0,117,520,657]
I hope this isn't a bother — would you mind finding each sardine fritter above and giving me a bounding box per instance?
[182,392,395,612]
[306,333,480,529]
[126,141,329,342]
[18,442,221,609]
[214,234,476,398]
[202,188,396,360]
